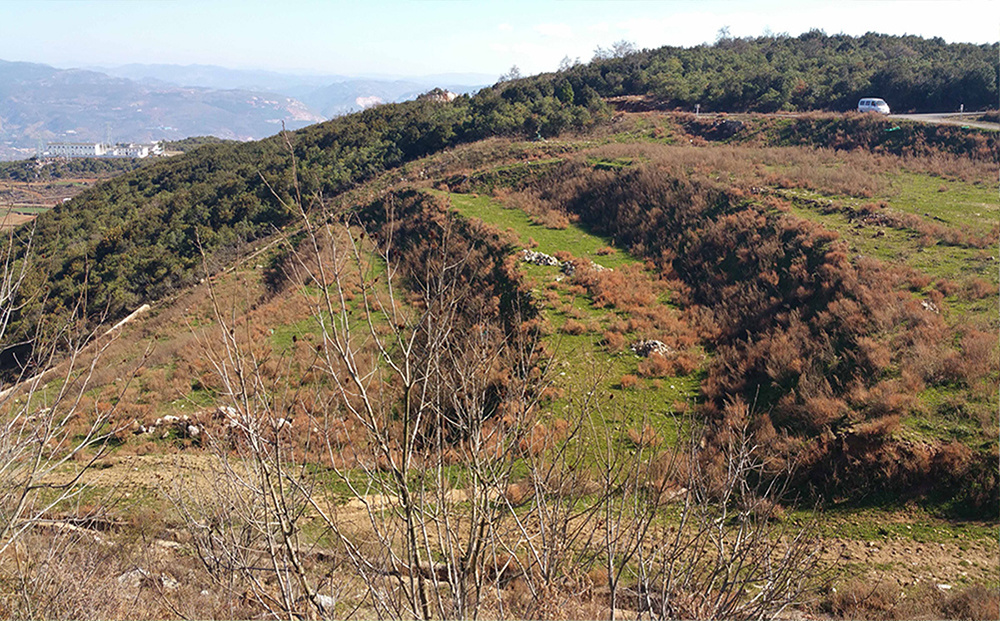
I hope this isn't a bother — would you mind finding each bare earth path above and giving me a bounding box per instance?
[890,112,999,131]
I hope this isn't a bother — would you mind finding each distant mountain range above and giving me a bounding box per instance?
[96,63,492,118]
[0,60,491,160]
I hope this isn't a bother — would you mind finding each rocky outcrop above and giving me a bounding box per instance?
[631,340,673,357]
[519,249,561,267]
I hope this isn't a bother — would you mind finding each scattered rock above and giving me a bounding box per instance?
[154,539,182,551]
[561,259,611,277]
[314,594,337,613]
[160,573,180,591]
[117,568,150,589]
[519,249,561,267]
[118,568,180,591]
[630,340,673,357]
[272,418,291,432]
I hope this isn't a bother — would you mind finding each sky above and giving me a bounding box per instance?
[0,0,997,79]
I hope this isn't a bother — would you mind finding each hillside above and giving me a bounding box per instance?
[0,32,996,620]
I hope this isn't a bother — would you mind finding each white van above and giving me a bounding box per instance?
[857,98,891,114]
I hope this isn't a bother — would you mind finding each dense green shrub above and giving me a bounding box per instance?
[559,31,997,113]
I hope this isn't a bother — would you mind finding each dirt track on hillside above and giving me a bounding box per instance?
[890,112,999,131]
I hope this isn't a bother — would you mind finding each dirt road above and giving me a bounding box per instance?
[890,112,999,131]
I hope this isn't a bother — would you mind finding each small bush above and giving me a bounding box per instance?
[619,374,639,389]
[637,353,673,378]
[627,424,662,449]
[603,330,625,352]
[942,584,1000,621]
[828,580,900,619]
[963,277,994,300]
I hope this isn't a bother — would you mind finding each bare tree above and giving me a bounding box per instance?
[558,56,580,72]
[0,221,125,557]
[498,65,522,83]
[593,40,637,61]
[176,140,826,621]
[629,400,823,620]
[0,216,143,620]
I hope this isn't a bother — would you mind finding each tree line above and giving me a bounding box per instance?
[555,30,997,113]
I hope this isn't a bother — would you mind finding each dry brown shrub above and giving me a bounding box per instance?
[862,382,918,418]
[963,277,994,300]
[906,272,933,291]
[828,579,901,619]
[933,441,972,480]
[958,329,998,383]
[602,330,625,352]
[637,353,673,378]
[627,424,662,449]
[504,480,534,505]
[672,352,700,375]
[540,385,565,402]
[529,210,567,229]
[560,319,586,335]
[856,336,892,372]
[935,278,960,296]
[504,189,570,229]
[550,417,570,437]
[804,396,849,428]
[854,414,901,438]
[519,423,549,456]
[619,374,639,389]
[899,368,926,394]
[584,265,656,310]
[133,440,156,456]
[942,584,1000,621]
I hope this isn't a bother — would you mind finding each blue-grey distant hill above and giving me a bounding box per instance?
[96,63,491,118]
[95,63,352,94]
[0,59,324,160]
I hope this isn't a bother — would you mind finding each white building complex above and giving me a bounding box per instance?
[41,141,163,159]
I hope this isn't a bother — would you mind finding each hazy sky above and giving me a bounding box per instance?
[1,0,996,78]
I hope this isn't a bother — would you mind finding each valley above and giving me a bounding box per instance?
[0,109,993,619]
[0,30,996,620]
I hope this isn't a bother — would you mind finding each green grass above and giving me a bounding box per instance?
[168,386,217,413]
[587,156,639,170]
[781,178,998,450]
[271,312,330,350]
[804,506,1000,543]
[438,190,636,270]
[786,195,998,291]
[888,172,998,236]
[904,384,996,448]
[438,189,703,447]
